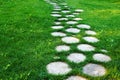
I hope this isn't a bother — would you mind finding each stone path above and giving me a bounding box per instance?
[44,0,111,79]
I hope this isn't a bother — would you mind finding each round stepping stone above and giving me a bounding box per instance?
[60,3,67,5]
[75,9,84,12]
[51,11,59,14]
[77,24,91,29]
[73,18,83,21]
[51,32,66,37]
[100,49,108,53]
[64,6,68,8]
[77,44,95,52]
[67,53,86,63]
[58,18,68,21]
[56,45,70,52]
[85,30,97,35]
[62,37,79,44]
[66,28,80,34]
[53,56,60,59]
[66,15,75,17]
[93,53,111,62]
[66,76,87,80]
[46,62,72,75]
[83,37,99,43]
[51,14,61,17]
[62,10,70,13]
[54,22,61,25]
[51,26,64,29]
[66,21,78,25]
[83,63,106,77]
[54,8,61,11]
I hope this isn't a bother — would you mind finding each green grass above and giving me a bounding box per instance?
[0,0,120,80]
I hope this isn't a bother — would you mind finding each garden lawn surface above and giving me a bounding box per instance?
[0,0,120,80]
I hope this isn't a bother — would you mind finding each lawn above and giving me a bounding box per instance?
[0,0,120,80]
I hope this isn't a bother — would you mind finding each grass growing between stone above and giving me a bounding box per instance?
[0,0,120,80]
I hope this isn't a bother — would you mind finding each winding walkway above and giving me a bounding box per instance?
[44,0,111,79]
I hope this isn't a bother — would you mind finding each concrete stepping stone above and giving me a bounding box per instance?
[83,37,99,43]
[66,21,78,25]
[51,11,60,14]
[54,22,61,25]
[62,37,79,44]
[56,45,70,52]
[62,10,70,13]
[51,26,64,29]
[51,32,66,37]
[77,24,91,29]
[53,8,61,11]
[66,28,80,34]
[66,15,75,17]
[64,6,68,8]
[67,53,86,63]
[77,44,95,52]
[58,18,68,21]
[83,63,106,77]
[75,9,84,12]
[100,49,108,53]
[46,62,72,75]
[53,56,60,59]
[60,3,67,6]
[85,30,97,35]
[93,53,111,62]
[73,18,83,21]
[51,14,62,17]
[66,76,87,80]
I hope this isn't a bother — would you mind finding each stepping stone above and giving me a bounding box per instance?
[66,21,78,25]
[54,22,61,25]
[73,18,83,21]
[66,15,75,17]
[66,28,80,34]
[60,3,67,6]
[51,11,60,14]
[61,10,70,13]
[64,6,68,8]
[58,18,68,21]
[77,44,95,52]
[66,76,87,80]
[51,14,62,17]
[75,9,84,12]
[54,8,61,11]
[77,24,91,29]
[51,32,66,37]
[62,37,79,44]
[93,53,111,62]
[53,56,60,59]
[67,53,86,63]
[46,62,72,75]
[100,49,108,53]
[51,26,64,29]
[83,63,106,77]
[85,30,97,35]
[56,45,70,52]
[83,36,99,43]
